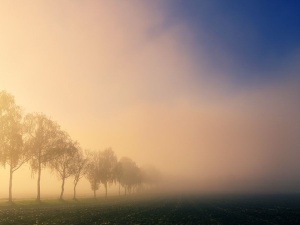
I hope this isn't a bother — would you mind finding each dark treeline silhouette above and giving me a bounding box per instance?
[0,91,161,202]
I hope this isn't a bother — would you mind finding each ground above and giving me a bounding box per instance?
[0,194,299,224]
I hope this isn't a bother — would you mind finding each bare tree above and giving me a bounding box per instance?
[0,91,29,202]
[23,113,62,202]
[85,150,101,199]
[49,132,78,200]
[71,148,87,199]
[98,148,117,198]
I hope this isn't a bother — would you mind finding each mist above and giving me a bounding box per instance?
[0,0,300,200]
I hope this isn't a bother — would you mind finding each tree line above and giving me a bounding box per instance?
[0,91,161,202]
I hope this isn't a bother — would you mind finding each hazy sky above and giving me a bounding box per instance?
[0,0,300,196]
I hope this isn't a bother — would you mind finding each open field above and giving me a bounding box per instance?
[0,194,299,224]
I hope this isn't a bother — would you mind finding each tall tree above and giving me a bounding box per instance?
[49,131,78,200]
[0,91,29,202]
[23,113,61,202]
[71,149,87,199]
[98,148,117,198]
[85,150,101,199]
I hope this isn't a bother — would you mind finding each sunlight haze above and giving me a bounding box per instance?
[1,0,300,199]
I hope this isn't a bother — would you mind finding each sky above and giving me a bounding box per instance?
[0,0,300,197]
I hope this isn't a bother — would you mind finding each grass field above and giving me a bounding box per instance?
[0,194,299,224]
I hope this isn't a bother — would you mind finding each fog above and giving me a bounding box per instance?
[0,0,300,199]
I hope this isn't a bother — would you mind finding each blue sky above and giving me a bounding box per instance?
[167,0,300,83]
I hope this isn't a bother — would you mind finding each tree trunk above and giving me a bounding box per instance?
[93,189,96,199]
[118,183,120,196]
[8,165,13,202]
[73,179,78,199]
[59,177,65,200]
[36,161,41,202]
[104,182,107,198]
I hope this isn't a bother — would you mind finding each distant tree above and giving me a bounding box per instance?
[98,148,117,198]
[140,165,162,190]
[118,157,141,195]
[0,91,29,202]
[85,150,101,199]
[23,113,62,202]
[114,161,123,196]
[71,148,87,199]
[49,132,79,200]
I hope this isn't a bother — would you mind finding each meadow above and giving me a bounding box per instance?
[0,194,299,224]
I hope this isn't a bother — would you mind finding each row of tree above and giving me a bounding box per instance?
[0,91,161,202]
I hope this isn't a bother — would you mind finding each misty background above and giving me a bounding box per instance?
[0,0,300,198]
